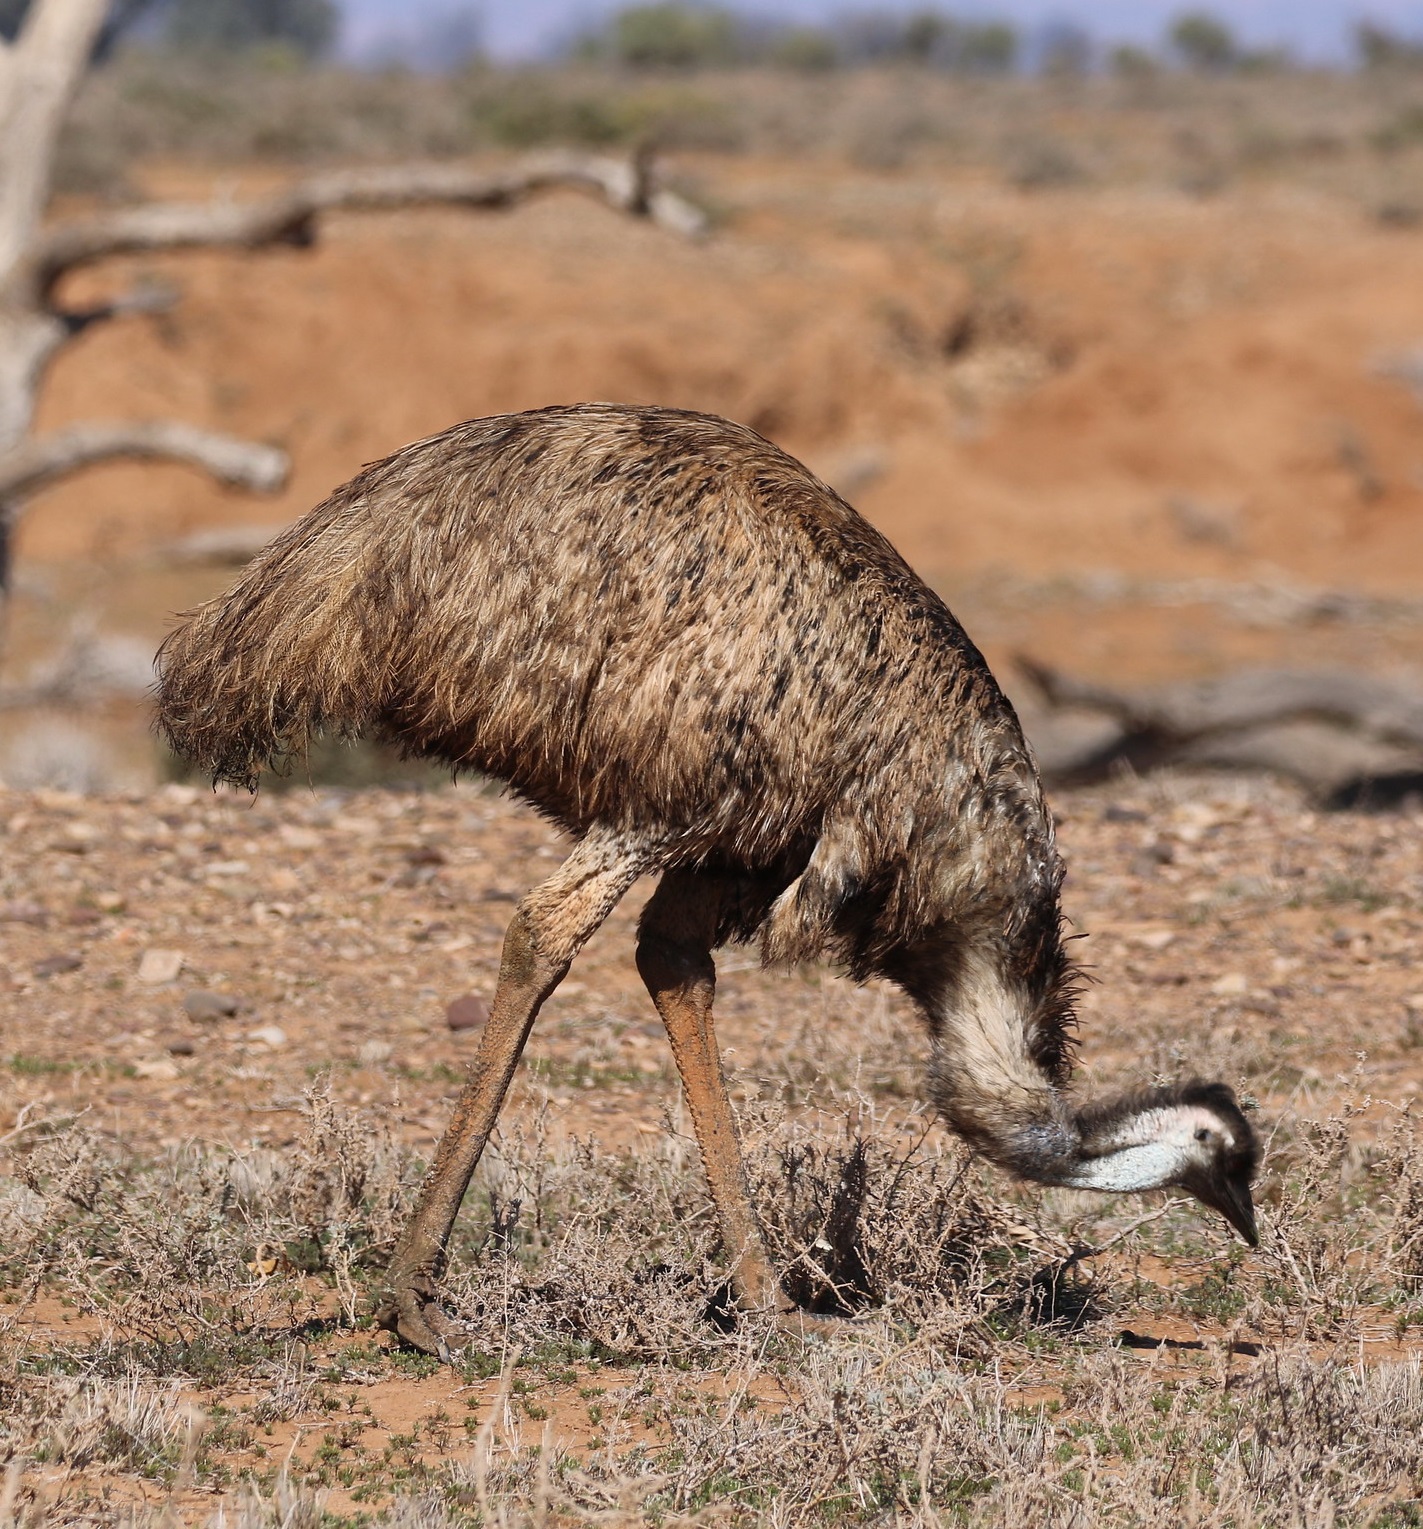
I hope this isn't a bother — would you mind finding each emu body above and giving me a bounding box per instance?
[157,404,1259,1354]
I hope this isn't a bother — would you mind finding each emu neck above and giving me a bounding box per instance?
[1058,1106,1197,1193]
[1061,1140,1192,1193]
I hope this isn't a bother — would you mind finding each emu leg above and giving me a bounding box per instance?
[636,871,780,1312]
[377,828,650,1358]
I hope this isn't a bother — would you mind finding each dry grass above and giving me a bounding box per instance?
[4,1061,1423,1521]
[56,58,1423,215]
[2,774,1423,1523]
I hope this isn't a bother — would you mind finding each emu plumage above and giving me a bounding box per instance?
[156,404,1259,1353]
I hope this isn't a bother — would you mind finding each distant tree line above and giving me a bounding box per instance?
[2,0,1422,76]
[569,4,1423,76]
[0,0,337,58]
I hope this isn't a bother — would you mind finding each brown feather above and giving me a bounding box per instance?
[156,404,1077,1115]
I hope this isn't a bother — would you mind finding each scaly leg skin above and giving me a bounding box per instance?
[376,828,651,1357]
[639,870,840,1334]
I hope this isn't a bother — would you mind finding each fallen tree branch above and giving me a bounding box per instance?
[58,273,178,335]
[1019,658,1423,749]
[1018,657,1423,807]
[23,151,707,301]
[0,420,288,502]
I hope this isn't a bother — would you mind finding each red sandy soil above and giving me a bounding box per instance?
[8,157,1423,668]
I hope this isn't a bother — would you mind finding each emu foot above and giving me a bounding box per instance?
[375,1281,469,1364]
[773,1302,861,1341]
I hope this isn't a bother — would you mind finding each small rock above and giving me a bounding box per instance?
[1102,804,1148,824]
[183,989,238,1021]
[1404,995,1423,1015]
[137,949,184,984]
[33,952,82,978]
[53,821,99,854]
[247,1024,288,1049]
[1211,972,1249,997]
[95,891,126,914]
[164,1035,197,1056]
[134,1056,180,1081]
[67,906,103,927]
[358,1039,394,1065]
[406,845,447,867]
[1130,840,1175,876]
[1,900,47,927]
[446,994,490,1032]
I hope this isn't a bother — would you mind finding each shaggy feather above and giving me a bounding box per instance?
[156,403,1064,998]
[156,404,1263,1226]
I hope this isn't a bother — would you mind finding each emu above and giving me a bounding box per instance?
[156,403,1259,1356]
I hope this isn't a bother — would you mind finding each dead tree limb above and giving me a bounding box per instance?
[1019,659,1423,749]
[1018,656,1423,807]
[0,420,288,502]
[19,152,706,303]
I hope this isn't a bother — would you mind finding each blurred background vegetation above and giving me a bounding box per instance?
[3,0,1414,191]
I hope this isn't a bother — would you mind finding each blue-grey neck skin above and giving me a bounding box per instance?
[920,952,1261,1245]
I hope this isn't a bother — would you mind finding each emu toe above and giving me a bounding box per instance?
[773,1302,865,1341]
[375,1283,469,1364]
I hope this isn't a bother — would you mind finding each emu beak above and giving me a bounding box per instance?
[1200,1176,1259,1248]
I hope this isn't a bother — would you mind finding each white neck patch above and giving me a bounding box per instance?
[1066,1104,1234,1193]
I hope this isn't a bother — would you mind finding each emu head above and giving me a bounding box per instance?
[1070,1081,1261,1246]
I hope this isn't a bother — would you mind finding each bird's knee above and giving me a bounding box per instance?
[635,928,713,993]
[499,907,568,989]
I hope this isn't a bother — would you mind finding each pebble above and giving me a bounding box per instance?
[33,953,82,978]
[358,1039,394,1065]
[204,860,250,878]
[183,989,239,1021]
[134,1057,180,1081]
[53,822,98,854]
[137,949,184,984]
[446,993,490,1032]
[247,1025,288,1049]
[1,900,47,926]
[164,1035,197,1056]
[1211,972,1250,996]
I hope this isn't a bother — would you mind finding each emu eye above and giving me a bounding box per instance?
[1195,1127,1213,1144]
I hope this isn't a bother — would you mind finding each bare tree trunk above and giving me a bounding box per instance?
[0,0,108,281]
[0,0,705,661]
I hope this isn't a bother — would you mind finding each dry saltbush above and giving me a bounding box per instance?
[4,1086,1423,1524]
[1245,1099,1385,1340]
[0,1087,419,1356]
[746,1102,1071,1332]
[444,1110,731,1359]
[436,1098,1082,1367]
[0,1373,191,1475]
[1372,1102,1423,1287]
